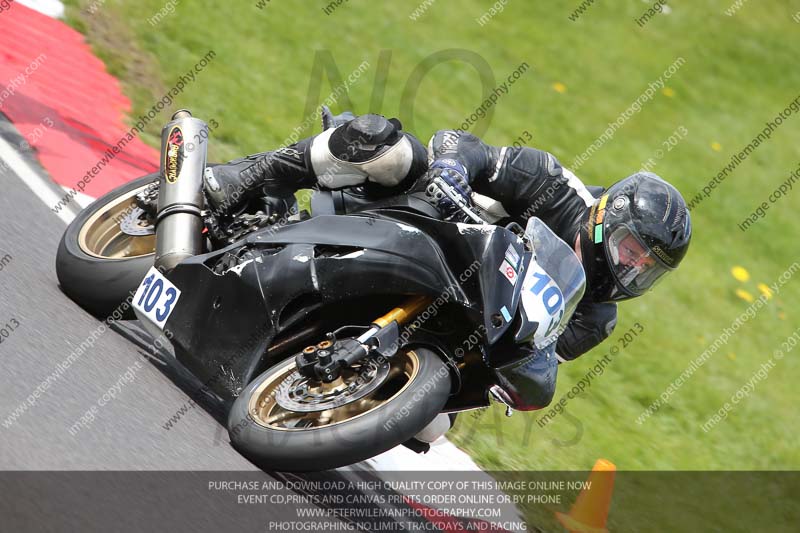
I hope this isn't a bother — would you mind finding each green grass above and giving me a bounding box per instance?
[61,0,799,528]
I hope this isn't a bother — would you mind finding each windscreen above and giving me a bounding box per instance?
[519,217,586,348]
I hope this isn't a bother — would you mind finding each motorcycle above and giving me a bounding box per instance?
[56,111,586,471]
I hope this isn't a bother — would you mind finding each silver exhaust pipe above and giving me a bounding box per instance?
[155,109,208,271]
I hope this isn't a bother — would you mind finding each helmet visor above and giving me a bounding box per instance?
[606,225,671,296]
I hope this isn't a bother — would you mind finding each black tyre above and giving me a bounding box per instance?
[227,347,451,472]
[56,174,158,319]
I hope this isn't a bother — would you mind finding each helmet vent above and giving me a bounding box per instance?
[671,204,686,232]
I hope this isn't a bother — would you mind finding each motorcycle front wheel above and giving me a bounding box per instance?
[227,347,451,472]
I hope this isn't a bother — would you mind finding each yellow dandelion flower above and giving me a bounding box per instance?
[711,142,722,152]
[757,283,773,299]
[552,82,567,93]
[731,266,750,282]
[778,312,786,321]
[735,289,754,303]
[662,87,675,97]
[727,353,736,360]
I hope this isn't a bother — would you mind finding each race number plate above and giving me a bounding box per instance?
[519,260,565,345]
[132,267,181,330]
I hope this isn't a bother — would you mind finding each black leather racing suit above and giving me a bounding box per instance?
[426,130,618,361]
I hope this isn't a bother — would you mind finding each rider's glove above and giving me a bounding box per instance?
[412,159,474,222]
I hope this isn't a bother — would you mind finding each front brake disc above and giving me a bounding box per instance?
[274,358,390,413]
[119,207,155,236]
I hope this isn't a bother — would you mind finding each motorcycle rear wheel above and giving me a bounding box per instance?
[55,174,157,319]
[227,347,451,471]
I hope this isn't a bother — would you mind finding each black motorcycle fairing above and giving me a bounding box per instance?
[357,209,528,346]
[163,214,483,400]
[160,255,274,401]
[312,193,531,346]
[248,215,469,302]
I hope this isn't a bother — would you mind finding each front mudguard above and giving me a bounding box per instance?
[490,343,558,411]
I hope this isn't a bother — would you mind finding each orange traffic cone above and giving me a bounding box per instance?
[555,459,616,532]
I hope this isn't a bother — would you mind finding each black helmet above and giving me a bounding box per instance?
[580,172,692,302]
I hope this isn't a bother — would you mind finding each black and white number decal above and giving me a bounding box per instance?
[133,267,181,329]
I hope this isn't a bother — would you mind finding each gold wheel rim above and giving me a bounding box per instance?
[77,184,156,260]
[248,350,421,431]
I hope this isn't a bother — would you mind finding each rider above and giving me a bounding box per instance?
[205,111,691,358]
[204,112,692,440]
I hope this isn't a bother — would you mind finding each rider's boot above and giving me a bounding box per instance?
[203,138,317,215]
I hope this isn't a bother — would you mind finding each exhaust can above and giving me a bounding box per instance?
[155,109,207,271]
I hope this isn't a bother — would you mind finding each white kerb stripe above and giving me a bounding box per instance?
[0,135,75,225]
[63,186,96,208]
